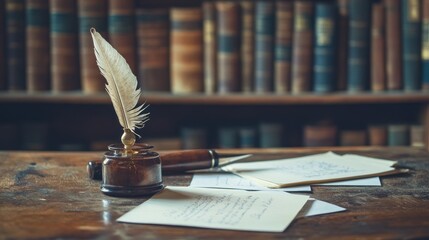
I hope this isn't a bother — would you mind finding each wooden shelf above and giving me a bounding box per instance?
[1,91,429,105]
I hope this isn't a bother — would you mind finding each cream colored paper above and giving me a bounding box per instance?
[117,186,309,232]
[223,152,402,188]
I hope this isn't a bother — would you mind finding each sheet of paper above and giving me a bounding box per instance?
[317,177,381,186]
[297,199,346,218]
[190,173,312,192]
[117,186,309,232]
[223,152,397,188]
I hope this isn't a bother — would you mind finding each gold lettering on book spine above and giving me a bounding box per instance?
[422,21,429,59]
[408,0,420,22]
[316,18,333,46]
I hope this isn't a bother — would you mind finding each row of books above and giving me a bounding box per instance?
[0,121,423,151]
[180,123,425,149]
[2,0,429,94]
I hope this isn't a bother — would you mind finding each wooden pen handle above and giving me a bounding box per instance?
[87,149,218,180]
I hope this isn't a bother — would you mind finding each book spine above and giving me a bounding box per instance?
[50,0,79,92]
[108,0,136,73]
[303,125,337,147]
[388,124,409,146]
[136,8,170,92]
[6,0,26,91]
[170,8,203,93]
[340,130,367,146]
[274,1,293,93]
[313,2,336,93]
[368,125,387,146]
[291,1,314,94]
[371,3,386,92]
[254,1,275,93]
[410,125,425,147]
[336,0,348,91]
[347,0,371,92]
[78,0,107,93]
[180,127,208,149]
[422,0,429,90]
[239,127,257,148]
[0,2,5,90]
[26,0,50,92]
[216,2,240,93]
[402,0,422,91]
[385,0,402,90]
[203,1,216,94]
[218,127,239,148]
[259,123,283,148]
[240,1,254,93]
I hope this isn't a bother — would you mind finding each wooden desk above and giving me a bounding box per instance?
[1,147,428,239]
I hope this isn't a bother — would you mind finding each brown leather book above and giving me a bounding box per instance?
[336,0,348,91]
[340,130,367,146]
[136,8,170,92]
[371,3,386,92]
[170,8,204,94]
[216,2,240,93]
[240,1,254,93]
[368,125,387,146]
[203,1,217,94]
[26,0,50,92]
[50,0,80,92]
[78,0,107,93]
[274,1,293,93]
[108,0,136,74]
[291,1,314,94]
[303,125,337,147]
[385,0,402,90]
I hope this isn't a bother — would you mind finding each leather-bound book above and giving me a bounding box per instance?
[274,1,293,93]
[291,1,314,94]
[402,0,422,91]
[259,123,283,148]
[254,1,275,93]
[218,127,239,148]
[26,0,50,92]
[170,8,203,94]
[136,8,170,92]
[340,130,367,146]
[313,2,336,93]
[6,0,26,91]
[239,126,257,148]
[216,2,240,93]
[78,0,107,93]
[50,0,79,92]
[203,1,217,94]
[371,3,386,92]
[385,0,402,90]
[303,124,337,147]
[422,0,429,90]
[368,125,387,146]
[410,125,425,147]
[108,0,136,74]
[388,124,409,146]
[336,0,348,91]
[240,1,254,93]
[0,2,5,90]
[347,0,371,92]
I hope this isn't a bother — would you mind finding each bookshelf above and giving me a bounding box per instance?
[1,0,429,151]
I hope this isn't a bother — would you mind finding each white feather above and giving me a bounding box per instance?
[90,28,149,135]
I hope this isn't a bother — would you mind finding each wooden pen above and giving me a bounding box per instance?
[87,149,251,180]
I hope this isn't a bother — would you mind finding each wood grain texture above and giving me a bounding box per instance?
[0,147,428,239]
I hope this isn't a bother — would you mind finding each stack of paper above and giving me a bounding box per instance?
[222,152,406,188]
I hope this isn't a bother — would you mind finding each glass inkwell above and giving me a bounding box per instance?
[101,130,163,197]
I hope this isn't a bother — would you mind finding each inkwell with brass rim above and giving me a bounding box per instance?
[90,28,163,197]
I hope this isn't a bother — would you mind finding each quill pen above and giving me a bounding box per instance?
[90,28,149,150]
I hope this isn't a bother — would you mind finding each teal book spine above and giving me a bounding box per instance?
[218,127,239,148]
[239,127,257,148]
[313,3,337,93]
[6,0,26,90]
[347,0,371,92]
[422,0,429,90]
[254,1,275,93]
[402,0,422,91]
[259,123,283,148]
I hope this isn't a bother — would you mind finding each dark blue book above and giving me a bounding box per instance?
[402,0,422,91]
[259,123,283,148]
[347,0,371,92]
[422,0,429,90]
[254,1,275,93]
[239,127,257,148]
[313,2,337,93]
[218,127,239,148]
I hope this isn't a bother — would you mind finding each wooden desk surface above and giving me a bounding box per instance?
[1,147,428,239]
